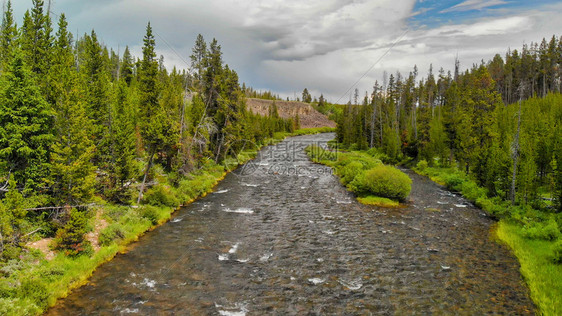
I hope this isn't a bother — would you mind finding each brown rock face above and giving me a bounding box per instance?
[246,98,336,129]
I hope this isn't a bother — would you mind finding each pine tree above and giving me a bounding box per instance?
[190,34,207,90]
[137,22,166,203]
[47,14,96,205]
[302,88,312,103]
[0,50,54,192]
[0,0,17,71]
[20,0,53,78]
[106,81,137,202]
[0,175,28,260]
[120,46,134,85]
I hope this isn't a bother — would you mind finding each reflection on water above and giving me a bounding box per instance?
[47,133,534,315]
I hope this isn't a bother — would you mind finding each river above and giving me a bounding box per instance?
[46,133,534,315]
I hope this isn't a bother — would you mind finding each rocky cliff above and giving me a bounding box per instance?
[246,98,336,129]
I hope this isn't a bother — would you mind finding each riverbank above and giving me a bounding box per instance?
[45,133,534,314]
[414,164,562,315]
[0,128,334,316]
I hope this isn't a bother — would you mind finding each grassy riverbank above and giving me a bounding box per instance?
[414,163,562,315]
[0,128,334,316]
[305,145,411,207]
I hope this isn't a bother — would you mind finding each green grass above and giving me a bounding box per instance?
[357,196,400,208]
[271,127,336,140]
[0,128,341,315]
[291,126,336,135]
[496,221,562,315]
[0,156,245,314]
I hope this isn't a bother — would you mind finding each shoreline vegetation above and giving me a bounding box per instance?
[328,29,562,315]
[414,164,562,315]
[0,127,334,315]
[305,144,411,208]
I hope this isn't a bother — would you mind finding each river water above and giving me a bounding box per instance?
[47,133,534,315]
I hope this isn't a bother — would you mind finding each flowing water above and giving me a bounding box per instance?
[47,133,534,315]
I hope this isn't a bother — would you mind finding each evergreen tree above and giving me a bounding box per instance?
[106,81,137,202]
[0,0,17,71]
[47,14,96,205]
[0,50,53,192]
[120,46,134,85]
[137,22,167,203]
[302,88,312,103]
[20,0,53,78]
[190,34,207,90]
[0,175,29,260]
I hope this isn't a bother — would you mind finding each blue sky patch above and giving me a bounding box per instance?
[409,0,560,29]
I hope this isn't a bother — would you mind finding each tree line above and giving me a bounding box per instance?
[0,0,295,260]
[336,34,562,212]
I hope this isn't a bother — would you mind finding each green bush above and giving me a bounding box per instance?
[552,240,562,264]
[416,159,429,172]
[143,184,179,207]
[98,224,125,246]
[461,180,487,202]
[522,217,561,241]
[53,209,92,257]
[362,165,412,201]
[141,205,160,225]
[306,145,338,162]
[339,161,364,185]
[347,172,369,194]
[444,172,465,191]
[17,277,49,308]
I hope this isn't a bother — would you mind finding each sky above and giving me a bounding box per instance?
[7,0,562,102]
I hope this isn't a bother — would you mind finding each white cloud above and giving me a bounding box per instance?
[7,1,562,102]
[440,0,508,13]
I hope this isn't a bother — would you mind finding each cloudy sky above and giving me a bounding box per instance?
[8,0,562,102]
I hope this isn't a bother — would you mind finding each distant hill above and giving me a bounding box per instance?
[246,98,336,129]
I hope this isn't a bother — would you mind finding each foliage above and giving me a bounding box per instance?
[0,176,32,261]
[416,159,428,172]
[356,196,400,208]
[0,2,323,313]
[98,224,125,246]
[552,240,562,264]
[53,209,92,257]
[0,50,54,191]
[306,145,410,202]
[361,165,412,201]
[497,221,562,315]
[522,218,561,241]
[143,184,180,208]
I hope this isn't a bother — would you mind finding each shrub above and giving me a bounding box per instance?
[53,209,92,257]
[522,217,561,241]
[444,172,465,191]
[339,161,364,185]
[416,159,429,172]
[98,224,126,246]
[141,205,160,225]
[143,184,179,207]
[18,276,49,307]
[552,240,562,264]
[460,180,487,202]
[348,173,369,194]
[367,148,392,164]
[362,165,412,201]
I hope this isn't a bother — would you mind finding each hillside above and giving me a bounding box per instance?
[246,98,336,129]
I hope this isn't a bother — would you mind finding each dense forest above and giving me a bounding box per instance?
[0,0,299,262]
[333,36,562,313]
[336,34,562,213]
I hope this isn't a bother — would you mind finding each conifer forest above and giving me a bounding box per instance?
[1,0,562,315]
